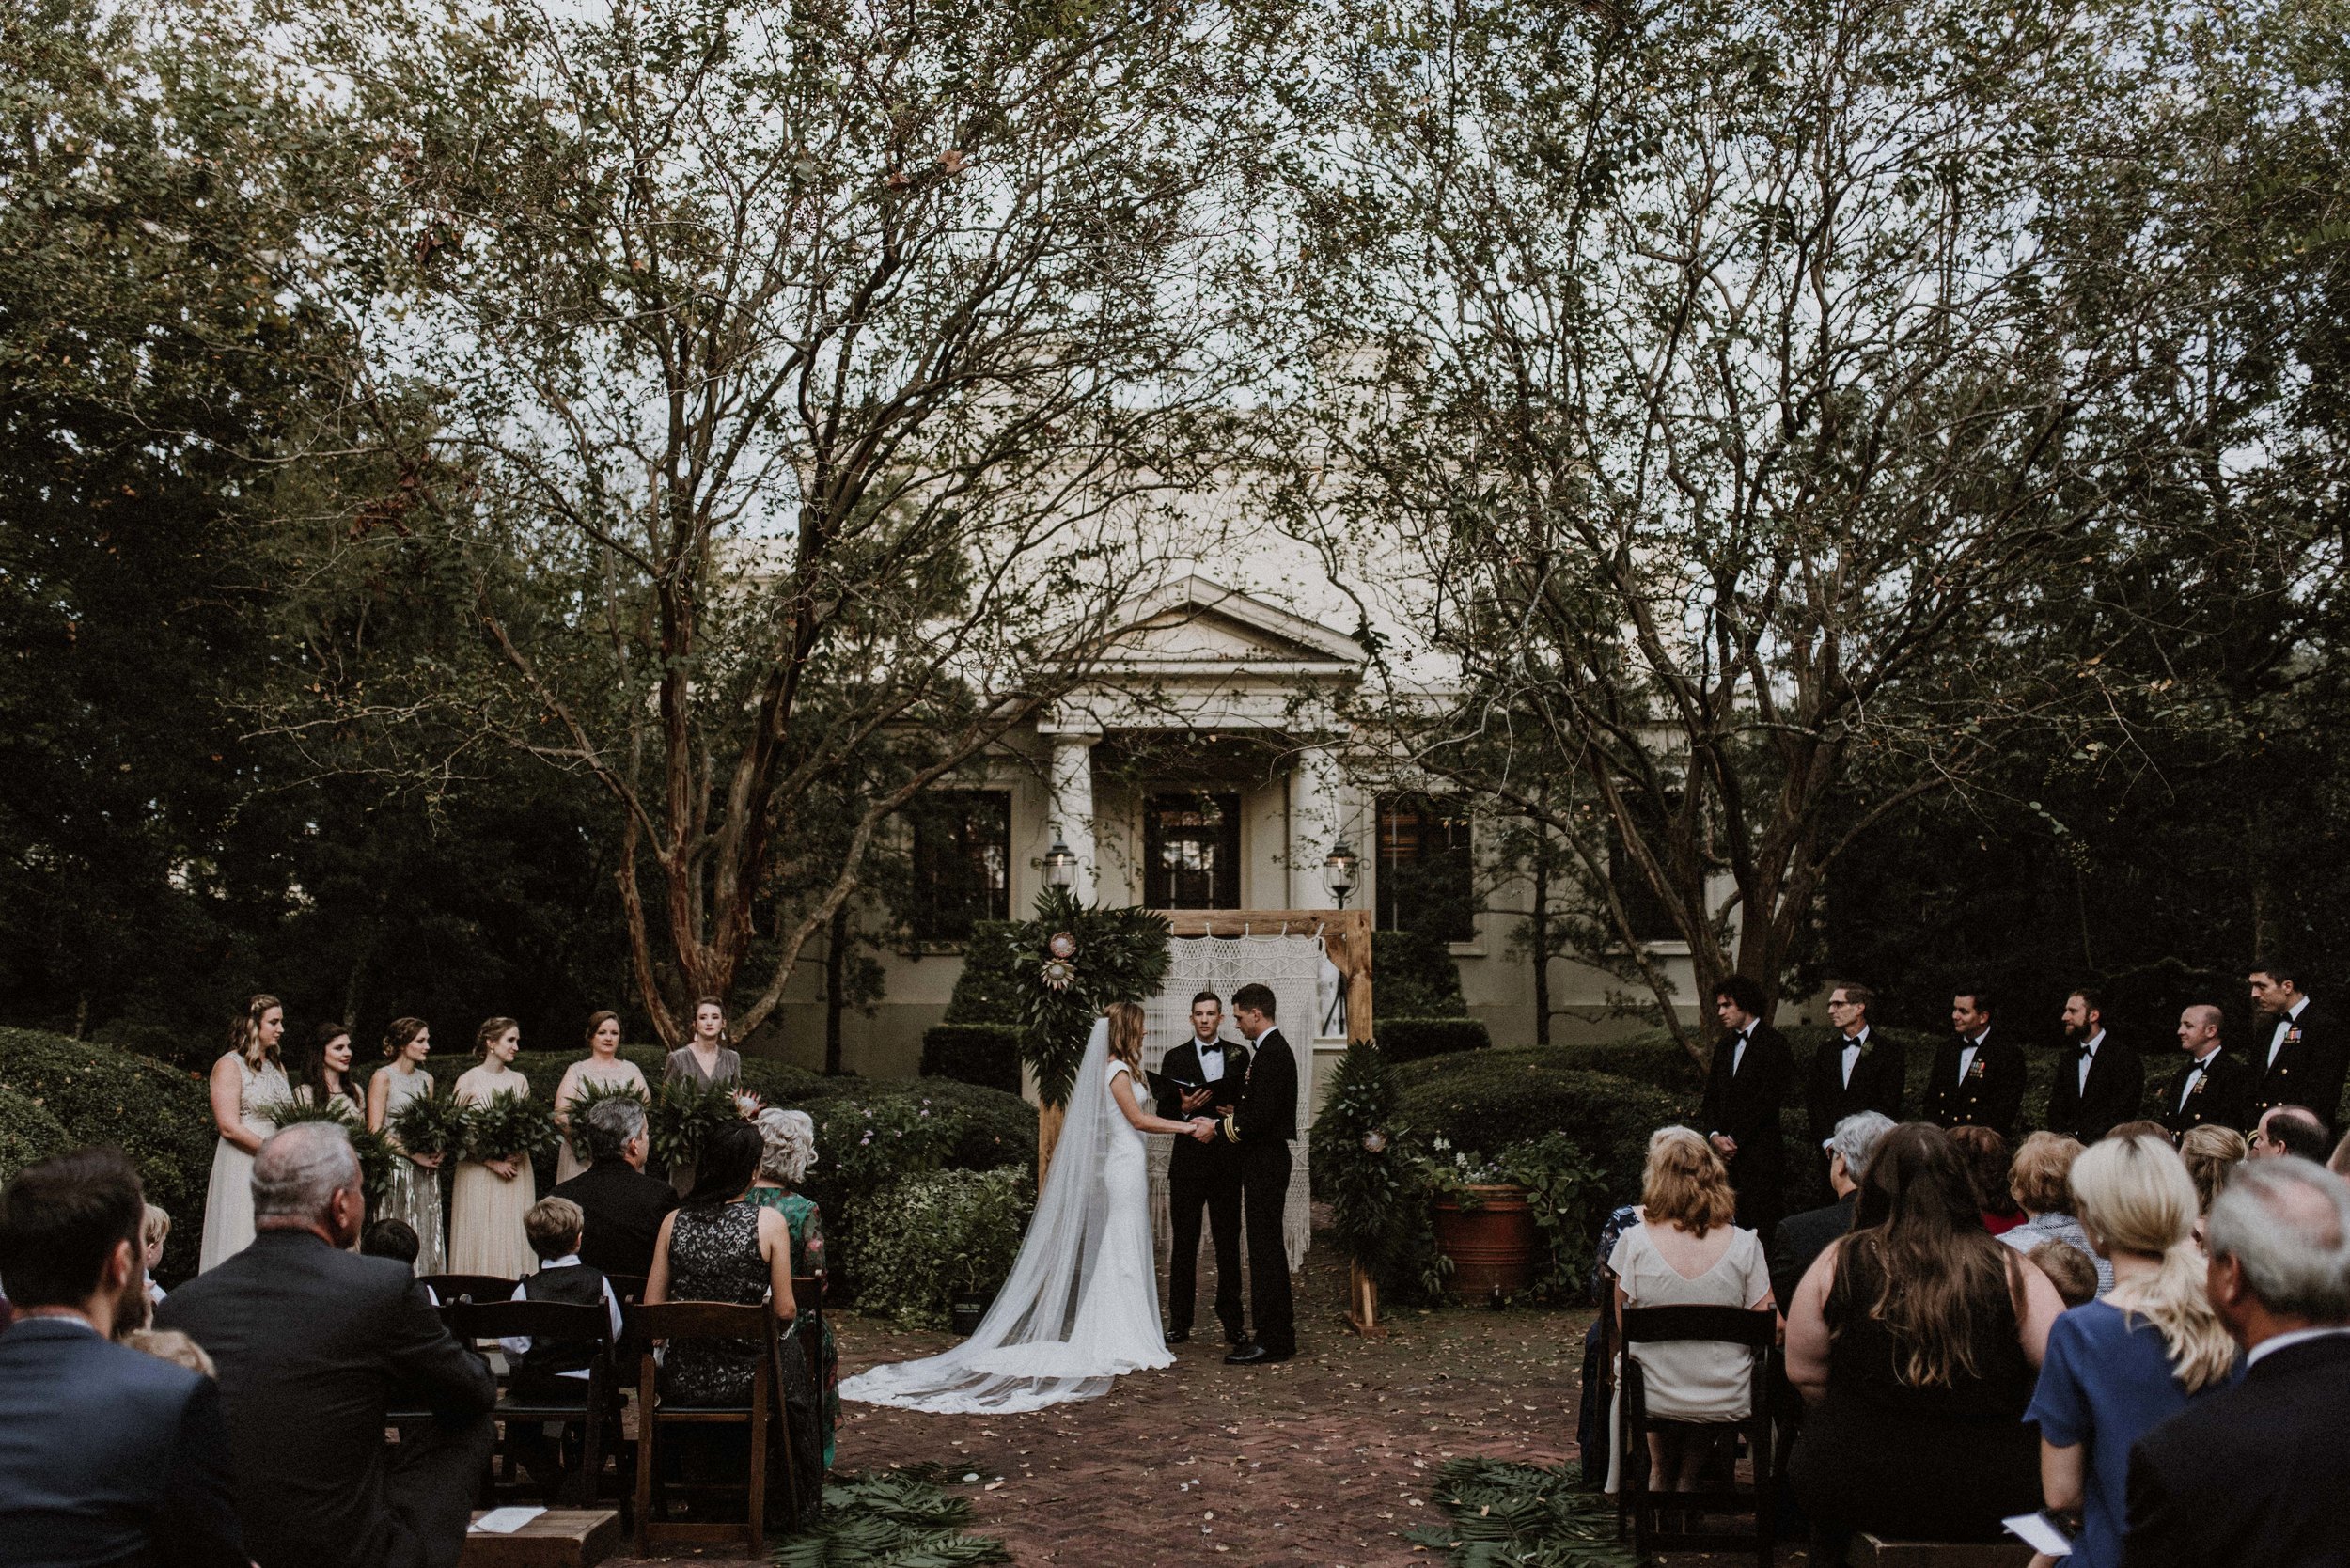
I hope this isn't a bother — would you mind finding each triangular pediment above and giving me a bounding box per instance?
[1096,575,1363,670]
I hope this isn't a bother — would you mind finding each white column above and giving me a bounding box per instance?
[1290,743,1350,906]
[1046,731,1102,904]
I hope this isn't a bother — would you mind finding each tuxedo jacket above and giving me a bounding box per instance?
[2160,1049,2257,1138]
[1155,1035,1249,1184]
[2046,1034,2146,1144]
[2123,1332,2350,1568]
[549,1156,681,1282]
[1919,1030,2028,1136]
[1224,1027,1298,1152]
[1700,1023,1793,1180]
[0,1317,246,1568]
[157,1231,495,1568]
[1804,1028,1906,1144]
[2249,1000,2348,1137]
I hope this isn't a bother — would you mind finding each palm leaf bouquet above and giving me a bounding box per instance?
[386,1079,469,1161]
[262,1093,397,1200]
[649,1074,746,1173]
[562,1076,652,1162]
[462,1088,559,1163]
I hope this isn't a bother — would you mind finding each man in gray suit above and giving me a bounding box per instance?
[161,1122,494,1568]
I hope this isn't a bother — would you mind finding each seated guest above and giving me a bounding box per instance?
[499,1197,622,1399]
[1770,1111,1895,1308]
[126,1327,218,1379]
[361,1219,436,1304]
[2123,1158,2350,1567]
[1786,1123,2062,1549]
[2104,1120,2172,1144]
[549,1092,679,1282]
[1606,1127,1774,1495]
[2022,1134,2236,1568]
[2248,1104,2328,1163]
[1950,1124,2026,1234]
[2001,1131,2112,1296]
[2177,1124,2247,1217]
[0,1147,245,1568]
[2029,1239,2099,1309]
[143,1203,172,1306]
[2332,1132,2350,1178]
[748,1106,838,1467]
[158,1121,494,1568]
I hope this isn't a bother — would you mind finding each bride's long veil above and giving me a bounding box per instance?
[838,1017,1126,1412]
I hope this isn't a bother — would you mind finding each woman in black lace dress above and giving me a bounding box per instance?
[646,1120,823,1518]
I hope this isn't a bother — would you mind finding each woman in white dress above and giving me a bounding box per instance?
[368,1017,446,1277]
[841,1001,1213,1414]
[554,1010,648,1184]
[198,994,290,1272]
[448,1016,538,1278]
[1605,1126,1775,1496]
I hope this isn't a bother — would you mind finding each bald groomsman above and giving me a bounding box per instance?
[2163,1004,2255,1139]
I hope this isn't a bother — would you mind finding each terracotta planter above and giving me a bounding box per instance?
[1432,1184,1536,1296]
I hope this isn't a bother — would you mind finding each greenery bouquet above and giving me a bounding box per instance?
[261,1092,396,1200]
[461,1089,559,1164]
[648,1074,745,1174]
[385,1080,469,1160]
[561,1077,651,1163]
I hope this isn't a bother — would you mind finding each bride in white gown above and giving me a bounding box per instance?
[840,1003,1214,1413]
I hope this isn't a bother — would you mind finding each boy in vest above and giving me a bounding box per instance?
[500,1196,623,1497]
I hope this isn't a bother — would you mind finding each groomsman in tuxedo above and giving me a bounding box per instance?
[1153,990,1249,1346]
[2161,1004,2256,1139]
[1219,982,1298,1365]
[1921,985,2027,1137]
[1700,975,1793,1238]
[1805,981,1905,1153]
[2044,986,2143,1144]
[2248,960,2344,1140]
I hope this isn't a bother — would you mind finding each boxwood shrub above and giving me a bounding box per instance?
[843,1167,1036,1328]
[1391,1043,1695,1209]
[918,1024,1024,1094]
[1378,1016,1493,1064]
[0,1028,219,1283]
[0,1083,72,1183]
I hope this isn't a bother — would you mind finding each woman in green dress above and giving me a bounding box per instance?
[750,1106,837,1467]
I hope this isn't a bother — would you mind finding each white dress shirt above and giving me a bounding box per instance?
[1841,1031,1867,1089]
[2076,1030,2106,1094]
[2181,1046,2222,1109]
[2267,996,2311,1070]
[1196,1037,1226,1083]
[1730,1028,1750,1076]
[2246,1324,2350,1367]
[499,1255,625,1378]
[1957,1031,1987,1085]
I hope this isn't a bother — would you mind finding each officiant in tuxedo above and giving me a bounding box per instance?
[1218,982,1297,1365]
[1153,990,1249,1346]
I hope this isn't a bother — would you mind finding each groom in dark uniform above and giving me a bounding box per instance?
[1154,990,1250,1345]
[1218,982,1297,1365]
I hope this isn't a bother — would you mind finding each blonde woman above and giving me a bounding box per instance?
[198,995,290,1272]
[2020,1134,2238,1568]
[1606,1126,1773,1495]
[2178,1123,2247,1249]
[449,1016,538,1278]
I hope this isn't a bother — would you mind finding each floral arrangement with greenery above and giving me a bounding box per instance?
[385,1079,469,1160]
[1010,886,1171,1106]
[461,1089,560,1163]
[561,1076,651,1162]
[262,1092,397,1200]
[648,1074,753,1172]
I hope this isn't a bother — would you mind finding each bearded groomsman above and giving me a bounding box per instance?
[2248,960,2345,1140]
[2044,986,2144,1144]
[1805,981,1905,1153]
[1700,976,1794,1238]
[1921,984,2027,1137]
[2162,1003,2256,1139]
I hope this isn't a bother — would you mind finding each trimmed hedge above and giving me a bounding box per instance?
[1391,1043,1694,1208]
[843,1166,1036,1328]
[1378,1016,1493,1063]
[0,1028,219,1283]
[919,1024,1024,1094]
[939,921,1025,1026]
[1371,929,1468,1018]
[0,1083,72,1183]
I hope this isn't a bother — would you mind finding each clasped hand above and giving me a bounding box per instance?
[1184,1116,1218,1142]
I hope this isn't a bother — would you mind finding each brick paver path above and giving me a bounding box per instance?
[611,1235,1591,1565]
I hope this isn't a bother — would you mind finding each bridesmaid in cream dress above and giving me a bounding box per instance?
[449,1015,538,1278]
[553,1010,649,1184]
[199,995,291,1272]
[368,1017,446,1277]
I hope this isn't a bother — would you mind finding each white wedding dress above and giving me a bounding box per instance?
[839,1019,1172,1413]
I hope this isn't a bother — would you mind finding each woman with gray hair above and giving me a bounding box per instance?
[747,1107,835,1465]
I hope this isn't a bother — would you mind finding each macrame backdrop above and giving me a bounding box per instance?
[1143,932,1325,1276]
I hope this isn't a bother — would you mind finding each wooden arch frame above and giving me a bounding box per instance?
[1152,906,1373,1045]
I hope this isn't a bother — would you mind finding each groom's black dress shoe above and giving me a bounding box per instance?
[1224,1341,1292,1365]
[1165,1329,1190,1346]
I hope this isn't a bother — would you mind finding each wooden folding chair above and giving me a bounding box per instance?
[790,1274,823,1388]
[420,1273,518,1306]
[442,1299,617,1507]
[631,1302,783,1558]
[1618,1305,1778,1567]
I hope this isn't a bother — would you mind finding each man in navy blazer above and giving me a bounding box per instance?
[2123,1158,2350,1567]
[0,1145,245,1568]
